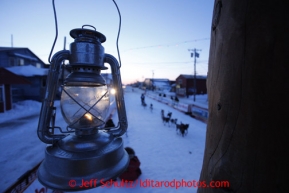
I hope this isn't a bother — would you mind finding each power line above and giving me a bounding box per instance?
[123,60,208,65]
[125,61,191,65]
[122,38,210,52]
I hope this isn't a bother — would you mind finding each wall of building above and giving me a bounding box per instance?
[12,76,46,102]
[176,76,207,96]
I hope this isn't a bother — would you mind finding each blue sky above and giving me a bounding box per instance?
[0,0,214,84]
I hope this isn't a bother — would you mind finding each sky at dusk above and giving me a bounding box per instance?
[0,0,214,84]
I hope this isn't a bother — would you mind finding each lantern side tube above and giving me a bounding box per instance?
[104,54,128,137]
[37,50,70,144]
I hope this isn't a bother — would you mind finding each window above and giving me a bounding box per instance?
[0,86,3,102]
[9,57,15,66]
[18,58,24,66]
[42,77,47,87]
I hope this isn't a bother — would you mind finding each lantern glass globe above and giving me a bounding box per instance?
[60,85,110,129]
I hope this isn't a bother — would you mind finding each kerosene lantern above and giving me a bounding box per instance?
[37,25,129,191]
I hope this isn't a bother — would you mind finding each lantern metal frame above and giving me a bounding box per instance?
[36,26,129,191]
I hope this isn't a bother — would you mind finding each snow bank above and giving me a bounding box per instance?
[0,100,41,123]
[5,65,48,77]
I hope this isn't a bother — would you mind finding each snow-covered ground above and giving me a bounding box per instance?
[0,100,46,193]
[0,86,207,193]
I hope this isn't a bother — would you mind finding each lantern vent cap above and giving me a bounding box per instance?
[70,25,106,43]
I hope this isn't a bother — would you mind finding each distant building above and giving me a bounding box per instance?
[0,68,31,112]
[175,74,207,96]
[101,73,113,86]
[143,78,171,91]
[5,65,48,102]
[0,47,46,68]
[0,47,48,104]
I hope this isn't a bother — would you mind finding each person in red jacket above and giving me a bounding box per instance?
[119,147,142,181]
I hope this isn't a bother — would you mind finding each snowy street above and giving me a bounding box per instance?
[0,86,207,193]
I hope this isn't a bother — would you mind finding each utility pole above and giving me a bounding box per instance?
[188,48,201,101]
[63,36,66,50]
[151,70,154,91]
[11,34,13,47]
[61,36,67,86]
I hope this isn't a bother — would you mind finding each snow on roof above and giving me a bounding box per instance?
[5,65,48,77]
[153,81,170,87]
[12,53,38,61]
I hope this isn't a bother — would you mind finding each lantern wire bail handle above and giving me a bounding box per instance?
[82,24,96,31]
[48,0,58,64]
[112,0,122,68]
[47,0,122,68]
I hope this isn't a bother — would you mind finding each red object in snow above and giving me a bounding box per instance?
[119,147,142,181]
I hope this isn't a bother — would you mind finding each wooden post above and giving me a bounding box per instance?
[198,0,289,192]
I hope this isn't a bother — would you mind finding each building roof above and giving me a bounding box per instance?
[177,74,207,79]
[144,78,170,82]
[0,68,31,84]
[0,47,46,65]
[153,81,170,87]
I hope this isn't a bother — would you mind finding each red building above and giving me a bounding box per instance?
[175,74,207,97]
[0,68,30,112]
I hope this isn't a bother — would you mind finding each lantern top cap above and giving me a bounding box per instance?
[70,25,106,43]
